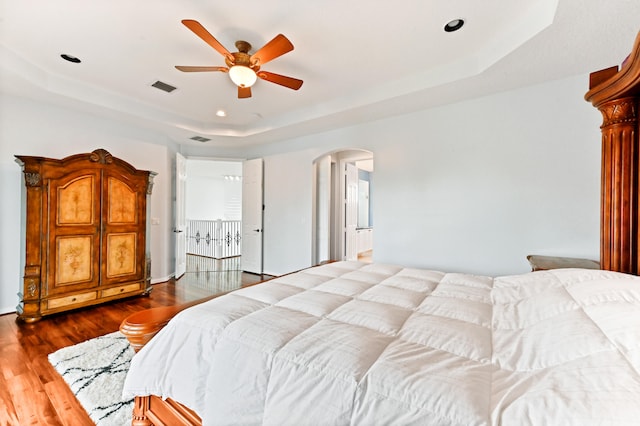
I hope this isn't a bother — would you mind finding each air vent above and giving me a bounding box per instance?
[190,136,211,143]
[151,80,177,93]
[60,54,81,63]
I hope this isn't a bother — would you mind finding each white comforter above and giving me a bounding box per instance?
[122,261,640,425]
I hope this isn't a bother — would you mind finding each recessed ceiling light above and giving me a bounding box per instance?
[216,110,226,117]
[60,54,81,63]
[444,19,464,32]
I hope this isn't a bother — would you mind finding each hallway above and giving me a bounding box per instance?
[176,255,272,298]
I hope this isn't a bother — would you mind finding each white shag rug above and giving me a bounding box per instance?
[48,331,135,425]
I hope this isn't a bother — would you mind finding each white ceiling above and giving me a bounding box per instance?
[1,1,639,149]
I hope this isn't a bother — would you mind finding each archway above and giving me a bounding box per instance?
[312,149,374,265]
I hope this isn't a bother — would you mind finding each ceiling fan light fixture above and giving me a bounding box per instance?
[229,65,257,88]
[177,20,302,98]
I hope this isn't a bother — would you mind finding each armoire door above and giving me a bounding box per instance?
[101,169,148,287]
[46,170,102,296]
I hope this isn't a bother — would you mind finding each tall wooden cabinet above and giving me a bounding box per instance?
[15,149,156,322]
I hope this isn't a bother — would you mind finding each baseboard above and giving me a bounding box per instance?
[151,275,174,285]
[0,305,16,316]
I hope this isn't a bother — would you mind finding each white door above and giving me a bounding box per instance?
[345,163,359,261]
[174,153,187,279]
[313,155,331,265]
[242,158,263,274]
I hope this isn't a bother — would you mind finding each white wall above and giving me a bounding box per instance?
[187,176,226,219]
[372,75,600,274]
[0,95,175,314]
[0,72,603,313]
[185,160,242,220]
[248,74,601,276]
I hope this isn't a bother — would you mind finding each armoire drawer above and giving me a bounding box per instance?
[101,283,142,298]
[47,291,97,309]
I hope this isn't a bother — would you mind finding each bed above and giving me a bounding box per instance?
[120,31,640,425]
[121,261,640,425]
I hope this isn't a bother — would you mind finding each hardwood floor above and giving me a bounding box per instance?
[0,270,271,426]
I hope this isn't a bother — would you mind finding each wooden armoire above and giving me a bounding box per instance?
[15,149,156,322]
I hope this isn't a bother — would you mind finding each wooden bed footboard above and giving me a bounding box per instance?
[120,274,281,425]
[120,267,319,425]
[120,299,209,351]
[121,300,206,425]
[131,395,201,426]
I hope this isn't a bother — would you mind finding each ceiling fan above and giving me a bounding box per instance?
[175,19,303,99]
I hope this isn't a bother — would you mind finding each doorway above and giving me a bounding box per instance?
[312,149,374,265]
[175,158,266,295]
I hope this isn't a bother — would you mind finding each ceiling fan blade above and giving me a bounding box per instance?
[257,71,303,90]
[250,34,294,66]
[175,66,229,72]
[238,86,252,99]
[181,19,233,61]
